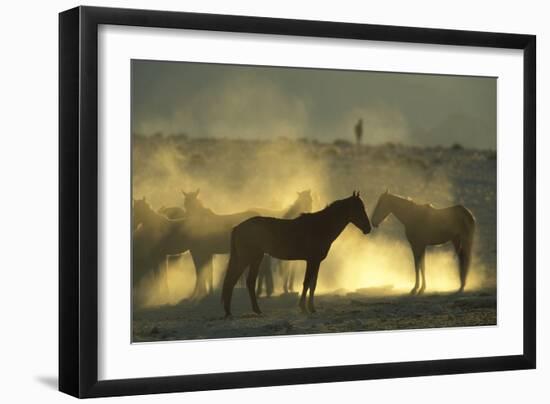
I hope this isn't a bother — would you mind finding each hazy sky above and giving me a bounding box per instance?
[132,60,496,149]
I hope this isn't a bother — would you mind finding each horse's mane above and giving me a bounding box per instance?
[387,192,412,201]
[387,192,417,205]
[299,197,349,218]
[387,192,434,209]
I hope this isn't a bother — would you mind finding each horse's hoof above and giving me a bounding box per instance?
[409,289,418,295]
[418,289,426,295]
[224,313,233,320]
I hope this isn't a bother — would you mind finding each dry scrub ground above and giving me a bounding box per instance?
[133,288,496,342]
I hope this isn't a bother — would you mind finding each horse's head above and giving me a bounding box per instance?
[372,189,391,227]
[181,188,204,213]
[133,197,153,227]
[348,191,371,235]
[295,189,313,213]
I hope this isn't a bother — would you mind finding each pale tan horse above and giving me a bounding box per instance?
[371,191,475,294]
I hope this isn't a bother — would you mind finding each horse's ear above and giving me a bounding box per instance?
[357,190,361,197]
[385,188,389,195]
[195,188,200,196]
[143,196,147,202]
[181,189,188,197]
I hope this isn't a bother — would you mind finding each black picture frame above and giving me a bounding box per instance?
[59,5,536,398]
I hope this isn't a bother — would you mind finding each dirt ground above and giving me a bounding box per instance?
[132,287,496,342]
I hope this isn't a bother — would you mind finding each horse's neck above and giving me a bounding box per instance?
[321,204,350,241]
[141,209,166,229]
[389,196,417,227]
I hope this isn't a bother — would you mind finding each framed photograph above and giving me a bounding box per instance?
[59,6,536,398]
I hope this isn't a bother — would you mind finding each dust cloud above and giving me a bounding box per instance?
[133,134,496,307]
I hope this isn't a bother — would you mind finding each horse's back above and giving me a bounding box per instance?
[235,215,288,233]
[233,216,307,258]
[432,205,475,237]
[428,204,474,222]
[450,205,475,225]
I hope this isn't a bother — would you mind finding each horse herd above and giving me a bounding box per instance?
[133,190,476,318]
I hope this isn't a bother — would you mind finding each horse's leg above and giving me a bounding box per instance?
[410,244,424,295]
[282,261,289,294]
[164,255,171,296]
[246,253,264,314]
[206,255,214,295]
[200,254,213,296]
[299,261,314,313]
[452,237,463,293]
[189,251,199,299]
[452,238,468,293]
[418,251,427,294]
[457,248,467,293]
[455,232,472,293]
[307,261,321,313]
[256,263,264,297]
[265,256,274,297]
[222,257,248,318]
[190,251,208,299]
[288,263,295,292]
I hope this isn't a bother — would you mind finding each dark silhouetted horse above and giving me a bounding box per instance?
[182,189,314,298]
[132,198,190,298]
[156,205,188,288]
[256,190,313,297]
[222,192,371,317]
[371,190,475,294]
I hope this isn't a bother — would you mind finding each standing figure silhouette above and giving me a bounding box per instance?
[354,118,363,146]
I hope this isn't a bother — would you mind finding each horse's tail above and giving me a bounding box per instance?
[221,228,241,316]
[458,208,476,292]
